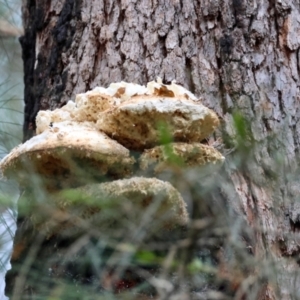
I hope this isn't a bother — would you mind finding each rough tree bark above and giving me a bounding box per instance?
[9,0,300,299]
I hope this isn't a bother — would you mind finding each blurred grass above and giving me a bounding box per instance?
[0,0,22,27]
[0,0,23,157]
[0,0,23,283]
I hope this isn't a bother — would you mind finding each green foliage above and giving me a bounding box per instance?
[134,250,165,266]
[187,258,215,275]
[232,111,253,150]
[157,121,185,167]
[157,120,173,144]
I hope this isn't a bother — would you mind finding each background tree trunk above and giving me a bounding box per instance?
[10,0,300,299]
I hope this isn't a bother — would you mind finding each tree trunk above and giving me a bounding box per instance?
[8,0,300,299]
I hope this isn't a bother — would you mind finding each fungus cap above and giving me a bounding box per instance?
[34,177,188,239]
[36,79,202,136]
[0,122,135,189]
[96,96,219,150]
[88,177,189,230]
[36,101,76,134]
[140,143,225,174]
[75,81,150,122]
[74,79,198,123]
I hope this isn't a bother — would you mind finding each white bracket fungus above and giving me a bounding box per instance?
[36,177,188,239]
[0,79,225,234]
[0,122,135,190]
[140,143,225,174]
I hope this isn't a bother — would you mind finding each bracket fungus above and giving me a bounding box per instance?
[140,142,225,175]
[1,79,225,296]
[0,78,226,235]
[96,96,219,150]
[34,177,188,240]
[0,122,135,190]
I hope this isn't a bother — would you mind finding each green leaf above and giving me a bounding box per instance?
[187,258,215,274]
[157,121,173,145]
[162,143,185,166]
[134,250,164,265]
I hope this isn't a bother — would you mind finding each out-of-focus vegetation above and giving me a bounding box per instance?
[0,0,23,156]
[3,117,280,300]
[0,1,23,296]
[0,0,22,28]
